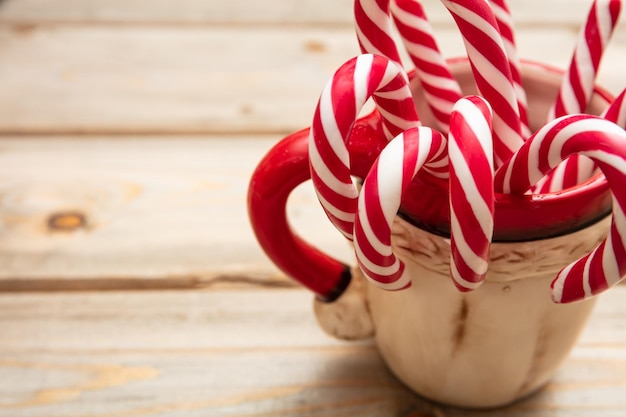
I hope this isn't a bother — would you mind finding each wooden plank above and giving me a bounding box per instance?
[0,287,625,416]
[0,25,624,135]
[0,25,359,135]
[0,0,615,26]
[0,136,353,289]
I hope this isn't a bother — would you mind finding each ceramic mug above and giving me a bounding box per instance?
[247,59,614,408]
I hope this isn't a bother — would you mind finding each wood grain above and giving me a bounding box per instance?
[1,287,625,416]
[0,136,353,289]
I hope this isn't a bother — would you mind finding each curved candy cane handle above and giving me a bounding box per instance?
[495,114,626,303]
[310,54,420,241]
[354,126,447,290]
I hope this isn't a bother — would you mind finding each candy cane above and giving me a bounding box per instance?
[535,88,626,193]
[536,0,623,193]
[449,96,495,291]
[355,0,403,68]
[603,88,626,127]
[391,0,463,133]
[440,0,524,168]
[494,114,626,303]
[549,0,622,120]
[353,127,447,290]
[309,54,420,241]
[490,0,529,136]
[354,97,494,291]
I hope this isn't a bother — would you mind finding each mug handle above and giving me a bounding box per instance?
[247,116,385,302]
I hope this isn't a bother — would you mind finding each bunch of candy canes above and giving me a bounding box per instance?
[308,0,626,303]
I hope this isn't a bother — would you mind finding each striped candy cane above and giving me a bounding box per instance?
[440,0,524,168]
[603,88,626,128]
[537,0,623,193]
[390,0,463,133]
[549,0,622,120]
[490,0,529,136]
[355,0,404,68]
[495,114,626,303]
[309,54,420,241]
[449,96,495,291]
[353,127,447,290]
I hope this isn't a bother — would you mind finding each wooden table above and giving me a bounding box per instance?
[0,0,624,415]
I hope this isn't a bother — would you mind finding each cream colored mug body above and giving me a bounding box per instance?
[315,215,608,408]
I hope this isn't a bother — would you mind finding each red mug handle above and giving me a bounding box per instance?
[248,115,386,302]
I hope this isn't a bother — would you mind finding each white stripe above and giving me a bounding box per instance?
[353,231,400,275]
[529,117,563,184]
[546,161,566,192]
[314,189,355,223]
[491,112,523,160]
[391,2,430,32]
[450,257,484,290]
[556,117,626,152]
[574,47,594,103]
[421,92,455,114]
[413,68,464,92]
[355,25,385,57]
[552,262,576,303]
[582,246,594,299]
[450,206,490,276]
[610,195,626,256]
[576,156,597,185]
[308,137,356,198]
[464,42,519,114]
[457,98,494,159]
[362,262,412,290]
[357,182,393,257]
[491,2,514,30]
[601,224,621,288]
[354,54,375,111]
[558,82,579,116]
[596,0,617,44]
[448,2,508,49]
[359,0,392,36]
[376,106,415,133]
[376,135,411,226]
[319,84,350,167]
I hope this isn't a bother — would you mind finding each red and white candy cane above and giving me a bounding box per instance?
[440,0,524,168]
[548,0,622,120]
[537,93,626,191]
[494,114,626,303]
[536,0,622,193]
[603,88,626,128]
[490,0,529,136]
[355,0,403,67]
[391,0,463,133]
[354,98,494,291]
[448,96,495,291]
[309,54,420,241]
[353,127,447,290]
